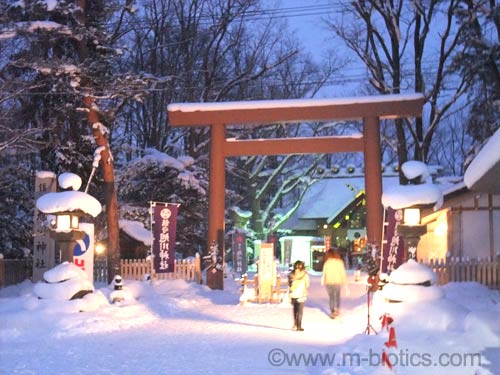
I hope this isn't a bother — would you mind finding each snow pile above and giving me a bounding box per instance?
[382,260,443,303]
[34,262,94,301]
[388,259,437,285]
[1,274,500,374]
[109,288,135,304]
[107,275,135,305]
[43,261,88,283]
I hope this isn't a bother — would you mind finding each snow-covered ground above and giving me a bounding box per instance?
[1,270,500,375]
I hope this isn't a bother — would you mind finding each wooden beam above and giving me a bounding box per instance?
[168,94,425,126]
[224,136,364,157]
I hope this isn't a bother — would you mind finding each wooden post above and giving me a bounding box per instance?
[195,253,202,284]
[208,124,226,250]
[363,116,383,249]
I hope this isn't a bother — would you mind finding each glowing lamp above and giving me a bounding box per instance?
[403,208,421,226]
[95,242,106,255]
[398,206,427,260]
[54,211,80,231]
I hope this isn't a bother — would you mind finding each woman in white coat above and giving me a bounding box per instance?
[288,260,310,331]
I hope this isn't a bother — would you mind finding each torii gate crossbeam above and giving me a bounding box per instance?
[167,94,424,286]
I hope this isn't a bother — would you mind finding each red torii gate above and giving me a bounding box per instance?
[167,94,424,261]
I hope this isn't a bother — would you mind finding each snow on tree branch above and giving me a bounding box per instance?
[92,122,110,136]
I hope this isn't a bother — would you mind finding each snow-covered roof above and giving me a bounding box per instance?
[464,127,500,193]
[281,176,400,230]
[119,220,152,246]
[280,172,464,230]
[36,191,102,217]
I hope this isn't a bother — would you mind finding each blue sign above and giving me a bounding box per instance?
[73,233,90,256]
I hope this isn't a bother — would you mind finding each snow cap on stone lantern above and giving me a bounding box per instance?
[382,160,443,211]
[36,172,102,232]
[58,172,82,191]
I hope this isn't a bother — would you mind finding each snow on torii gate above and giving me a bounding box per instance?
[167,93,425,254]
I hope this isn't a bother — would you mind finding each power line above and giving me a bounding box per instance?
[82,3,344,28]
[6,68,462,97]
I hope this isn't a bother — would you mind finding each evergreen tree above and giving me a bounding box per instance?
[453,0,500,143]
[0,158,33,258]
[117,148,208,257]
[0,0,147,277]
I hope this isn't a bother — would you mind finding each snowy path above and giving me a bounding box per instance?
[1,272,500,375]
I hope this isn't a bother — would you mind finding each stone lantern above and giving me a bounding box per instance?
[36,173,102,265]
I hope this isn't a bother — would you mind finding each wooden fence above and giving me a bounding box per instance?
[2,256,498,290]
[420,257,500,289]
[119,255,202,284]
[0,259,31,288]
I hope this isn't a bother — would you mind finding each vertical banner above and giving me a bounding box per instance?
[33,171,57,282]
[381,207,405,274]
[232,230,247,274]
[152,202,178,273]
[258,243,275,300]
[283,239,292,267]
[72,223,94,283]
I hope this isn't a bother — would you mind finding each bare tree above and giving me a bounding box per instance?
[223,43,345,238]
[327,0,469,178]
[429,107,473,176]
[121,0,302,158]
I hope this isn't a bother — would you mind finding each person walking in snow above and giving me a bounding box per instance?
[321,248,347,319]
[288,260,310,331]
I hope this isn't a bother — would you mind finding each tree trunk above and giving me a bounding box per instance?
[76,0,120,283]
[83,97,121,283]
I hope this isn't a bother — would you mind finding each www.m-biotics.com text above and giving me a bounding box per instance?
[267,348,482,368]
